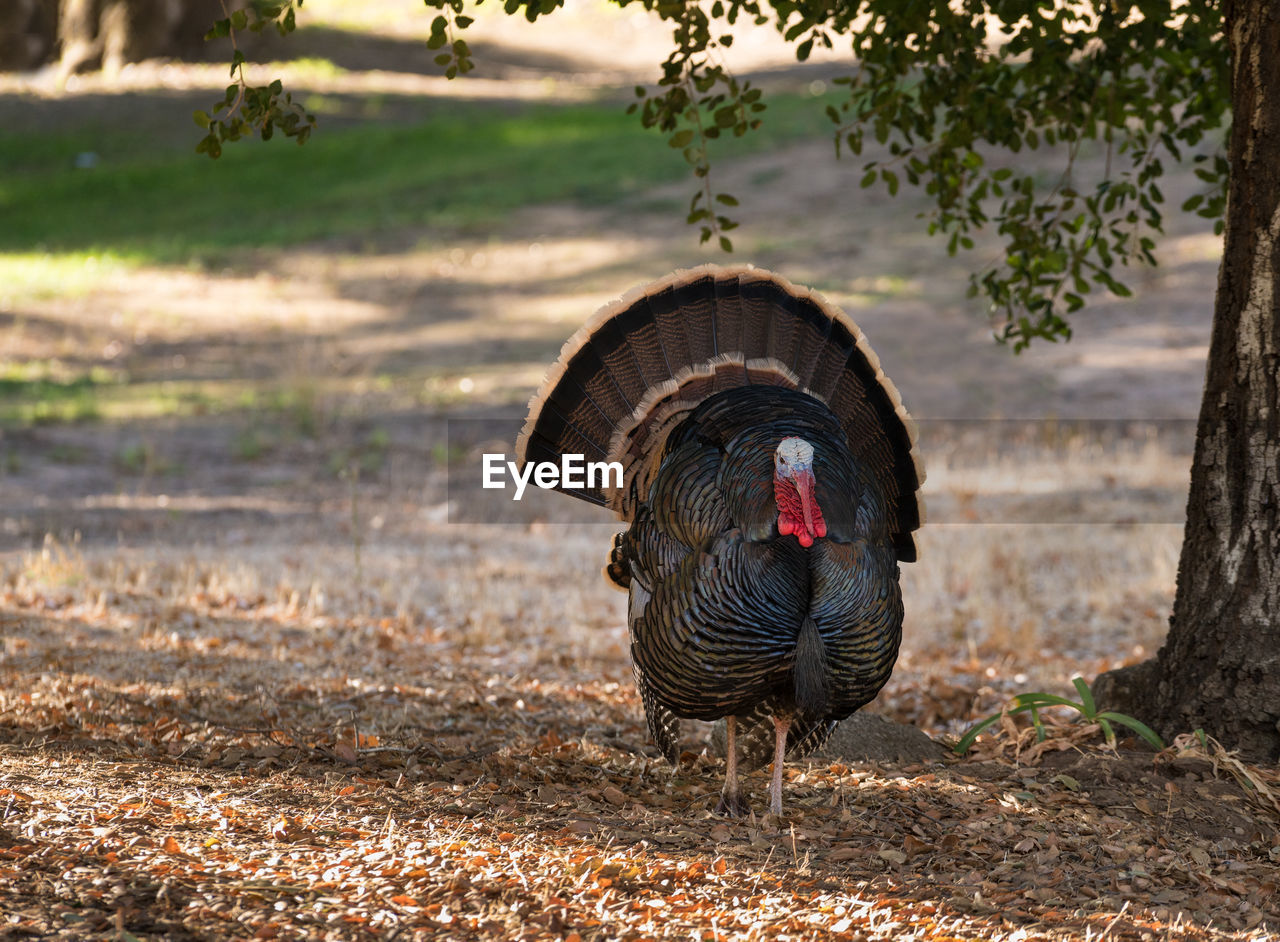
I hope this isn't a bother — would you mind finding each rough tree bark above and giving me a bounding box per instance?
[47,0,208,77]
[1096,0,1280,761]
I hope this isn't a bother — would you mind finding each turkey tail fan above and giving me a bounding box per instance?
[516,264,926,561]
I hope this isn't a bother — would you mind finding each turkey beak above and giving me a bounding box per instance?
[793,468,819,543]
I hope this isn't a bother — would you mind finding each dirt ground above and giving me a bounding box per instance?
[3,2,1277,939]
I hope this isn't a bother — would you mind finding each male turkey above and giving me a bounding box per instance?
[516,265,924,815]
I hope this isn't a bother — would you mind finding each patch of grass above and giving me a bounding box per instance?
[749,166,786,188]
[22,533,86,587]
[327,426,390,477]
[262,57,347,79]
[0,365,107,426]
[1,372,225,429]
[0,93,841,266]
[114,440,179,476]
[431,441,468,470]
[296,0,435,36]
[955,677,1166,755]
[48,443,91,464]
[232,425,273,462]
[258,383,325,439]
[0,253,136,298]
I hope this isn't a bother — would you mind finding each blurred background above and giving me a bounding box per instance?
[0,0,1220,735]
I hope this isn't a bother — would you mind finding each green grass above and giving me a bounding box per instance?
[0,92,839,266]
[0,363,110,425]
[0,87,840,429]
[0,252,136,299]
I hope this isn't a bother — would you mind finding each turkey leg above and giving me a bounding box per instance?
[715,717,750,816]
[769,715,792,816]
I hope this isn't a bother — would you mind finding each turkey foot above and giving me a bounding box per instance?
[715,788,751,818]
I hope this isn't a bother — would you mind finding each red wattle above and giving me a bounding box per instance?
[774,470,826,547]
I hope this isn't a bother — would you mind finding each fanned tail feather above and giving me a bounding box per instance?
[517,264,926,561]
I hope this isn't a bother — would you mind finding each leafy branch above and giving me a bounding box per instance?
[954,676,1165,756]
[624,2,766,253]
[815,0,1227,349]
[425,0,476,79]
[195,0,316,158]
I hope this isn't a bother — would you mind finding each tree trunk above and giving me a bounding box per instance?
[56,0,100,79]
[1096,0,1280,761]
[99,0,128,76]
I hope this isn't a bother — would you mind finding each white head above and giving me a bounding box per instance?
[774,436,814,477]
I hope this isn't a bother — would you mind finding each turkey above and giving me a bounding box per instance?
[516,265,924,815]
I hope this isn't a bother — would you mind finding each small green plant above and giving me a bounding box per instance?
[233,424,271,461]
[327,428,389,477]
[430,441,467,467]
[48,443,89,464]
[114,441,151,474]
[954,676,1165,755]
[114,440,177,476]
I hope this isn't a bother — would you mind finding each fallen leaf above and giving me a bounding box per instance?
[334,743,358,764]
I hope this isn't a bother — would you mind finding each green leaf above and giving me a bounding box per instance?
[953,713,1003,755]
[1072,677,1097,717]
[1097,712,1166,750]
[1098,717,1116,747]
